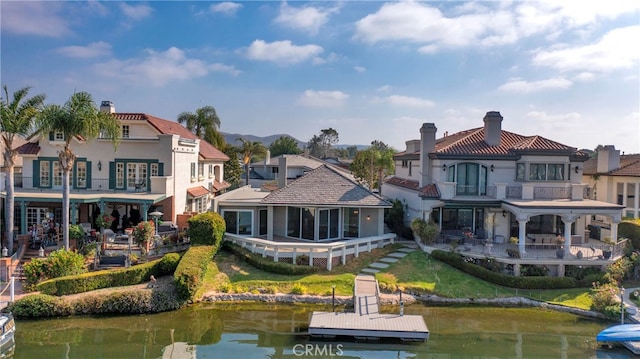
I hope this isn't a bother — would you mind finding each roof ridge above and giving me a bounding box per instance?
[438,127,483,151]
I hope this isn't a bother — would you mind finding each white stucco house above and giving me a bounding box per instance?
[3,101,229,236]
[381,111,624,262]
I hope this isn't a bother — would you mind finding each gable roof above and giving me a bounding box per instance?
[115,113,229,161]
[394,127,588,159]
[258,154,325,170]
[384,176,440,198]
[261,165,391,207]
[583,154,640,177]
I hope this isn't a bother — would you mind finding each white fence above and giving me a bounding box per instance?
[224,233,396,270]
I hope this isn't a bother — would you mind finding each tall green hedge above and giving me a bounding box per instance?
[430,250,577,289]
[619,219,640,250]
[173,245,216,300]
[187,212,225,247]
[36,253,181,296]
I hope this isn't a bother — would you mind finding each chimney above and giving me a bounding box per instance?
[100,101,115,113]
[420,123,437,187]
[483,111,503,146]
[277,156,288,188]
[405,140,420,153]
[597,145,621,173]
[264,150,270,178]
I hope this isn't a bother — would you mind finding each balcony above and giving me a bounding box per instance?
[12,176,171,195]
[440,182,588,201]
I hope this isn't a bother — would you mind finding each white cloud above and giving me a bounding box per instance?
[210,2,242,16]
[57,41,112,59]
[274,2,337,35]
[376,95,435,108]
[94,47,239,86]
[243,39,324,65]
[299,90,349,107]
[525,111,583,131]
[533,25,640,73]
[1,2,70,37]
[354,66,366,73]
[573,72,595,82]
[498,77,573,93]
[120,3,153,20]
[376,85,392,92]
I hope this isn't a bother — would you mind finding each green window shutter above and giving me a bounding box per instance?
[48,132,54,141]
[72,162,77,189]
[33,160,40,187]
[158,163,164,176]
[86,161,92,189]
[109,162,116,189]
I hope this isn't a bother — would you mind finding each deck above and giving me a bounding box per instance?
[308,274,429,341]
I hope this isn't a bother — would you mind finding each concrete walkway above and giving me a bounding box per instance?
[360,242,417,274]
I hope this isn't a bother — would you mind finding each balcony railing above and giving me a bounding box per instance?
[506,186,522,199]
[454,185,496,198]
[10,177,166,193]
[533,187,570,200]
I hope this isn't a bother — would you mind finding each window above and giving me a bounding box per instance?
[127,163,147,190]
[224,210,253,235]
[343,208,359,237]
[76,161,87,188]
[40,161,50,187]
[401,160,408,168]
[408,161,412,176]
[529,164,546,181]
[548,164,565,180]
[116,163,125,188]
[287,207,315,240]
[450,163,487,196]
[121,125,130,138]
[259,209,267,236]
[150,163,159,177]
[319,208,339,240]
[208,164,213,178]
[54,131,64,141]
[190,163,196,179]
[194,196,208,213]
[516,163,525,181]
[53,162,62,187]
[198,163,204,179]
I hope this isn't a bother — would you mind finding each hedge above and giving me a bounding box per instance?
[8,286,183,318]
[187,212,225,247]
[36,253,181,296]
[173,245,216,300]
[619,219,640,250]
[430,250,577,289]
[223,241,320,275]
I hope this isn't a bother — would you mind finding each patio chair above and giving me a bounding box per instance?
[135,180,146,192]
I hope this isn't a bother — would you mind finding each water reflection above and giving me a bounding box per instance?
[11,304,635,359]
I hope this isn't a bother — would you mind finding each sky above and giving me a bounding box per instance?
[1,1,639,154]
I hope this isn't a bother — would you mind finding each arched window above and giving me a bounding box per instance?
[448,163,487,196]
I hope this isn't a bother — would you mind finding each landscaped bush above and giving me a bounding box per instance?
[430,250,576,289]
[619,219,640,249]
[23,249,87,291]
[173,245,216,300]
[187,212,225,247]
[36,253,180,296]
[222,241,320,275]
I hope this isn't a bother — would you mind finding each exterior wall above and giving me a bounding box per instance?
[587,174,640,219]
[272,207,287,237]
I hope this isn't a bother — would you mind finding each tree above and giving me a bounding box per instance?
[307,128,339,159]
[222,146,243,189]
[236,138,267,186]
[350,141,395,192]
[36,92,120,250]
[269,136,301,157]
[1,85,45,255]
[177,106,221,138]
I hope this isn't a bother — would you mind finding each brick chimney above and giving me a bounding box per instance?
[483,111,503,146]
[597,145,621,173]
[100,101,115,113]
[420,123,437,187]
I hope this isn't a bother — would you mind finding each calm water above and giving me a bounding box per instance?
[11,303,634,358]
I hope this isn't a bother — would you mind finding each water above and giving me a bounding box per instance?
[11,303,634,358]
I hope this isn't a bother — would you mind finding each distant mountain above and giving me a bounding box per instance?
[221,133,306,148]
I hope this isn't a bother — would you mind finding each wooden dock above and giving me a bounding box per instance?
[308,274,429,341]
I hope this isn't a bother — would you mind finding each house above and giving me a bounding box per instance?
[381,111,624,275]
[3,101,229,237]
[583,146,640,235]
[251,152,325,184]
[213,161,394,269]
[0,133,28,190]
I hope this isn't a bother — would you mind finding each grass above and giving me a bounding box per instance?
[199,245,594,310]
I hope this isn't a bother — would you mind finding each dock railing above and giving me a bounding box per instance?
[224,233,396,270]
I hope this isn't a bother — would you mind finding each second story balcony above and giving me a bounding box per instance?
[439,181,589,201]
[10,175,173,196]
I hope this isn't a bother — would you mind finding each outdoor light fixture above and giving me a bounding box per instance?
[366,215,371,221]
[442,164,447,171]
[502,210,507,218]
[97,161,102,171]
[575,165,579,174]
[490,164,495,172]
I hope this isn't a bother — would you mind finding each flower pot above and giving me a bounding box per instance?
[603,250,612,259]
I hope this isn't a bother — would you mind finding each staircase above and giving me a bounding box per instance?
[12,247,42,281]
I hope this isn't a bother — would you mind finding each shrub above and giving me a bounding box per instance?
[133,220,155,244]
[68,224,85,240]
[290,282,307,295]
[410,218,439,244]
[222,242,320,275]
[22,249,87,291]
[159,252,181,273]
[187,212,225,247]
[619,219,640,249]
[591,282,622,320]
[173,245,216,300]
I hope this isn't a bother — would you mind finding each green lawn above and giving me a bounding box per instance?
[200,246,594,310]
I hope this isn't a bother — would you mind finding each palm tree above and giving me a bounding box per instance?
[36,92,120,250]
[177,106,221,138]
[236,138,267,186]
[1,86,45,255]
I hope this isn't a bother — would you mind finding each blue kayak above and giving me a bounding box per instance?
[597,324,640,342]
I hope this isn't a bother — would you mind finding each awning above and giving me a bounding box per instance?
[187,186,210,198]
[211,180,230,192]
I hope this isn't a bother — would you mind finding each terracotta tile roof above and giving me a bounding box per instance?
[394,126,583,160]
[114,113,229,161]
[384,177,440,198]
[212,180,231,192]
[418,184,440,198]
[261,165,391,207]
[15,141,40,155]
[583,154,640,177]
[187,186,210,198]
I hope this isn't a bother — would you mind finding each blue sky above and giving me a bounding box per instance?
[2,1,639,154]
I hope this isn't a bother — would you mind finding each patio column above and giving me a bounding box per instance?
[267,206,274,240]
[517,218,527,254]
[71,202,77,224]
[513,263,520,276]
[557,264,565,277]
[141,203,148,221]
[611,221,619,242]
[562,215,576,257]
[634,183,639,218]
[19,201,27,234]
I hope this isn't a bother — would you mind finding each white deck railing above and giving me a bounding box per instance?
[224,233,396,270]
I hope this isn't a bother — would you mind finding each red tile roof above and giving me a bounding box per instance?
[418,183,440,198]
[583,154,640,177]
[187,186,210,198]
[114,113,229,161]
[384,177,440,198]
[212,180,231,192]
[15,141,40,155]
